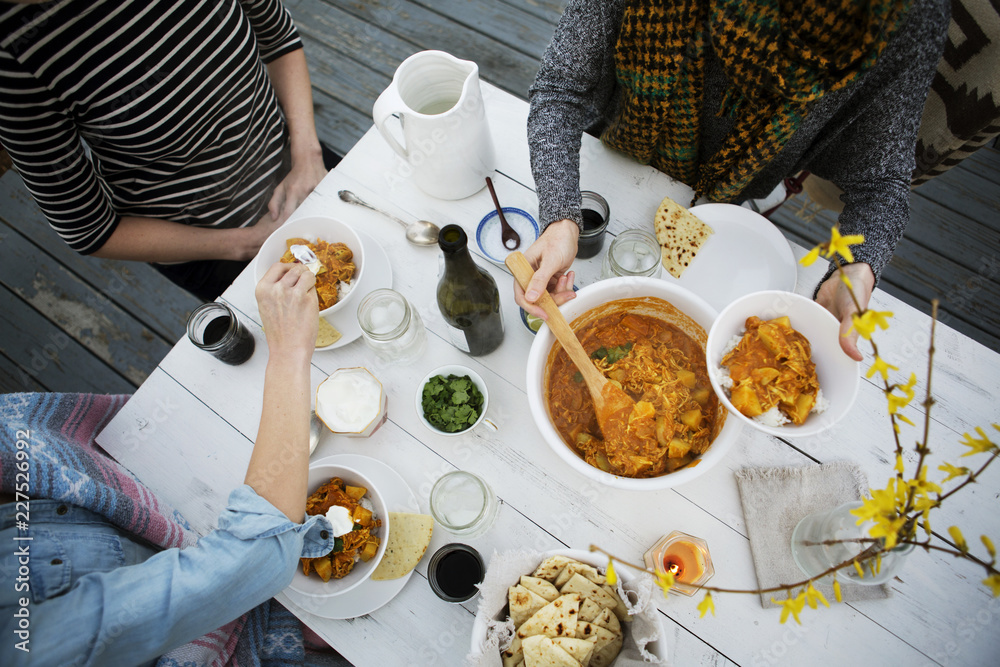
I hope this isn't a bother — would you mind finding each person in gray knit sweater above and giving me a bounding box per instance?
[518,0,949,360]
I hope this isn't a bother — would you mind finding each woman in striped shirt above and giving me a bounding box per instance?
[0,0,331,300]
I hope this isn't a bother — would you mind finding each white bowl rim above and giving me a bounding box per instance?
[252,214,365,316]
[705,289,861,437]
[288,462,389,598]
[468,547,668,659]
[415,364,490,436]
[525,277,742,490]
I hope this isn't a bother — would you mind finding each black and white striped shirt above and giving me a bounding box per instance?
[0,0,302,254]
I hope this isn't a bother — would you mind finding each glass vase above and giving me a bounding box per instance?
[791,501,914,585]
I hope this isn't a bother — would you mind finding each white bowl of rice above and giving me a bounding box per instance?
[706,291,860,437]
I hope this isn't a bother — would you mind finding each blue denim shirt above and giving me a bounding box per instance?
[0,486,334,666]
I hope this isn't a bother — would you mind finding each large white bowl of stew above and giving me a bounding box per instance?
[525,277,741,489]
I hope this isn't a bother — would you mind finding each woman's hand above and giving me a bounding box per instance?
[254,262,319,361]
[815,263,876,361]
[267,147,328,224]
[514,219,580,319]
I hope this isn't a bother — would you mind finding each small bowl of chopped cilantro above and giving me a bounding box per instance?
[416,365,490,435]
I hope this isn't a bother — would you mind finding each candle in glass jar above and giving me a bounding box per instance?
[662,539,707,583]
[643,530,715,597]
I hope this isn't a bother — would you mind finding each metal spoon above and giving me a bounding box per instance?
[338,190,439,246]
[309,409,323,455]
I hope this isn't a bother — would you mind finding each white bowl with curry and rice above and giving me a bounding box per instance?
[525,278,741,490]
[706,290,860,437]
[287,462,388,599]
[253,215,364,318]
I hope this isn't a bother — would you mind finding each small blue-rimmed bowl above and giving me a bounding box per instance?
[476,207,539,265]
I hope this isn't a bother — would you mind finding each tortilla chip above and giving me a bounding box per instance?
[370,512,432,580]
[522,636,582,667]
[521,575,560,602]
[554,563,605,588]
[551,637,597,667]
[600,584,630,622]
[559,574,618,611]
[532,555,575,582]
[577,598,605,624]
[574,623,621,667]
[316,317,342,348]
[510,585,551,628]
[517,594,581,639]
[653,195,714,279]
[592,608,620,635]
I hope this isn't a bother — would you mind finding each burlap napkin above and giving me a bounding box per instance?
[465,550,667,666]
[735,461,890,607]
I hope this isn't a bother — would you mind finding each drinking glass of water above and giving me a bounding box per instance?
[429,470,500,538]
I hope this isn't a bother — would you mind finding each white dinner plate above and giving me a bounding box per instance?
[281,454,419,619]
[316,231,393,351]
[670,203,797,312]
[476,207,539,265]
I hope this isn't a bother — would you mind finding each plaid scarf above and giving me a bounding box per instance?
[602,0,910,202]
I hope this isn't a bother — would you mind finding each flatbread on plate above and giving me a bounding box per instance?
[316,317,342,348]
[653,195,714,279]
[370,512,432,580]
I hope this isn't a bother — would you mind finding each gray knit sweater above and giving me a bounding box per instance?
[527,0,949,282]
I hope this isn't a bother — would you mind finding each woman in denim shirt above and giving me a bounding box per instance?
[0,262,334,666]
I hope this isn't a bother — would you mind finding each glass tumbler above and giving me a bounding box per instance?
[601,229,662,279]
[429,471,500,538]
[357,289,427,364]
[577,190,610,259]
[186,302,255,365]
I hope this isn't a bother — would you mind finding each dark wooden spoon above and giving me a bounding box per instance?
[486,177,521,250]
[505,252,636,439]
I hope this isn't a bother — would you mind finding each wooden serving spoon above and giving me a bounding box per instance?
[505,252,636,438]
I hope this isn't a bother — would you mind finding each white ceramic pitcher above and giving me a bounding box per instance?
[373,51,496,200]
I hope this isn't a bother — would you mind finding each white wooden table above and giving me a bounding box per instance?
[96,83,1000,666]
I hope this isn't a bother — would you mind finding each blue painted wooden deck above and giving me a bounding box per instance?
[1,0,998,396]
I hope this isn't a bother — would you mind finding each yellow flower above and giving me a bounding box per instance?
[984,574,1000,597]
[938,462,969,483]
[605,558,617,586]
[697,592,715,618]
[833,579,843,603]
[886,373,917,416]
[848,310,893,341]
[867,355,899,382]
[800,246,821,267]
[949,526,969,552]
[982,535,996,559]
[824,227,865,263]
[772,592,807,624]
[853,561,865,578]
[960,426,998,457]
[803,583,829,609]
[893,452,905,475]
[656,571,675,597]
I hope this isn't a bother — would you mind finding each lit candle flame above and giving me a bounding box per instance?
[667,561,681,577]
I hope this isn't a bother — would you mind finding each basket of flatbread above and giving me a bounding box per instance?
[467,549,667,667]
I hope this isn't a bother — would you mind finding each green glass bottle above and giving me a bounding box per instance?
[436,224,504,356]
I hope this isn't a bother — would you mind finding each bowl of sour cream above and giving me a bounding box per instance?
[316,367,388,438]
